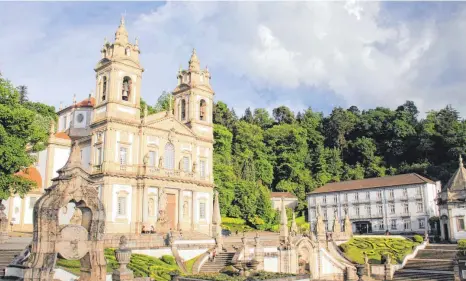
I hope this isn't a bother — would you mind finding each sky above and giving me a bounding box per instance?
[1,1,466,118]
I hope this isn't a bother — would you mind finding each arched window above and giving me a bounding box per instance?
[164,143,175,169]
[200,74,204,83]
[199,99,206,121]
[125,47,131,56]
[102,76,107,101]
[122,76,132,101]
[181,99,186,120]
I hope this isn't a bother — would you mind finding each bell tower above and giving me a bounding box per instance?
[172,49,214,141]
[93,16,143,122]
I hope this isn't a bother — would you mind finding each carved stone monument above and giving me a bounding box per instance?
[0,200,9,243]
[8,141,107,281]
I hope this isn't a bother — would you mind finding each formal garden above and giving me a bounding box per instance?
[339,235,423,264]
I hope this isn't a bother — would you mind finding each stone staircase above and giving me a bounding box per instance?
[0,250,19,277]
[393,244,457,281]
[200,252,235,273]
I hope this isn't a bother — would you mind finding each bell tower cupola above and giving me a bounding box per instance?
[173,49,214,141]
[93,16,143,123]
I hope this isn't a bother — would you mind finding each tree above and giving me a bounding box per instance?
[16,85,28,104]
[140,98,157,117]
[153,91,173,113]
[323,107,358,149]
[241,107,253,123]
[252,108,274,130]
[0,76,50,199]
[272,106,295,124]
[213,101,237,130]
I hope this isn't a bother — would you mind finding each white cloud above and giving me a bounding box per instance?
[1,2,466,117]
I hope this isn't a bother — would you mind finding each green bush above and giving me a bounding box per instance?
[222,217,246,225]
[413,235,423,243]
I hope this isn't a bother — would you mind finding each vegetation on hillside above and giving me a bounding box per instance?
[211,100,466,230]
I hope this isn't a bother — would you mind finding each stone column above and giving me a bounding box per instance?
[0,201,9,243]
[112,236,134,281]
[254,234,264,271]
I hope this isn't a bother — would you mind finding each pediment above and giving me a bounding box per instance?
[146,116,196,138]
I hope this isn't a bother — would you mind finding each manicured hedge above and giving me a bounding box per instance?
[184,271,296,281]
[413,235,423,243]
[340,237,420,264]
[56,249,180,281]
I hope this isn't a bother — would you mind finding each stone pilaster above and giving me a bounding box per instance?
[279,198,288,242]
[253,233,264,271]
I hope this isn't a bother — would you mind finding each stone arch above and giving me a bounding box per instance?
[23,142,106,281]
[295,238,318,276]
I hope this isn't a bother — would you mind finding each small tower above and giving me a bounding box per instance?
[93,16,143,122]
[172,49,214,141]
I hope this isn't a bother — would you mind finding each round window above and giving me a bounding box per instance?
[77,113,84,123]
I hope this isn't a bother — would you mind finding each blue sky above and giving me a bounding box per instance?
[1,1,466,117]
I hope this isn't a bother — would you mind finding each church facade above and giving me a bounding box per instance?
[5,17,215,236]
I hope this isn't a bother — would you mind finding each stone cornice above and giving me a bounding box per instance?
[89,172,214,188]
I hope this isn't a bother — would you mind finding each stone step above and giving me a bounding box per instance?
[393,270,454,281]
[416,249,458,260]
[404,261,454,271]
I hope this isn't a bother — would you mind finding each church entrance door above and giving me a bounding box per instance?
[167,194,176,230]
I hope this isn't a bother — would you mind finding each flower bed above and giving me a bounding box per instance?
[339,237,420,264]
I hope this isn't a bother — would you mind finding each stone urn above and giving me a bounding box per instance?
[114,236,131,273]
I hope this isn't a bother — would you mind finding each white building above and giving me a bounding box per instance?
[270,192,298,211]
[307,173,440,234]
[438,156,466,242]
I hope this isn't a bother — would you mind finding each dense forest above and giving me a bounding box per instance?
[210,100,466,230]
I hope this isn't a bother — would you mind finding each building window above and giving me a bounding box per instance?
[344,193,348,202]
[117,197,127,216]
[310,210,316,219]
[148,151,156,167]
[403,203,409,214]
[355,193,359,201]
[102,76,107,101]
[96,147,103,165]
[366,192,370,200]
[199,202,206,219]
[323,208,328,220]
[181,99,186,120]
[164,143,175,169]
[379,220,385,230]
[343,206,348,215]
[119,147,127,165]
[377,191,382,200]
[200,160,206,178]
[417,201,424,213]
[404,220,411,230]
[355,206,360,217]
[389,189,394,199]
[312,197,316,205]
[334,195,338,204]
[390,204,395,214]
[403,188,408,197]
[183,156,190,172]
[377,204,383,215]
[122,76,132,101]
[323,196,327,204]
[29,197,37,209]
[419,219,425,229]
[199,99,206,121]
[64,115,68,129]
[417,187,422,196]
[365,205,371,216]
[457,218,465,232]
[391,219,397,230]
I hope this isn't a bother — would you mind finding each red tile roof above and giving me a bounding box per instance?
[59,97,95,112]
[54,132,71,140]
[270,192,298,199]
[309,173,434,195]
[15,166,42,189]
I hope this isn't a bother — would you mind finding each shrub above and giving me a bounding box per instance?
[413,235,423,243]
[222,217,246,225]
[458,239,466,255]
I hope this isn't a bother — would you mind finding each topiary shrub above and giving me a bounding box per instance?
[413,235,423,243]
[458,239,466,256]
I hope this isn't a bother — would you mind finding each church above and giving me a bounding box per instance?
[4,17,216,236]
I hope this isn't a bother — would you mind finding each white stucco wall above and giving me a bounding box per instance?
[53,147,71,178]
[12,196,22,224]
[37,149,48,188]
[178,249,208,261]
[81,145,91,170]
[73,110,87,129]
[23,196,39,224]
[451,207,466,240]
[132,248,173,258]
[264,257,278,272]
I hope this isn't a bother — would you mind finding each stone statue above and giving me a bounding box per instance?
[143,153,149,166]
[122,80,129,98]
[183,200,189,217]
[159,188,167,210]
[119,235,128,249]
[70,207,83,225]
[148,198,154,217]
[159,156,164,168]
[192,161,197,173]
[363,252,369,264]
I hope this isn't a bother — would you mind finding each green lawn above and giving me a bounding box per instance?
[184,255,200,274]
[339,237,420,264]
[56,249,180,281]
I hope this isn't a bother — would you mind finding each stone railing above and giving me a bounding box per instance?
[176,275,311,281]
